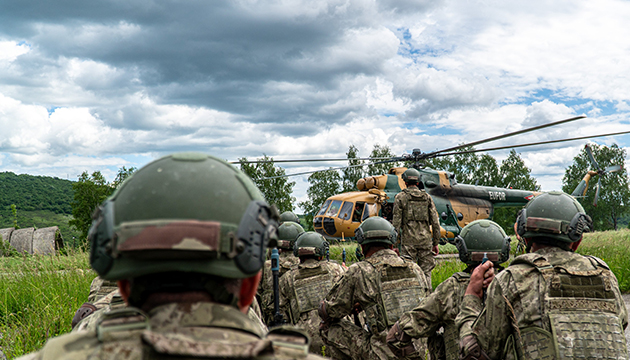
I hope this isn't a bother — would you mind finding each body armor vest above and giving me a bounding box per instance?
[364,256,427,334]
[506,254,627,360]
[289,264,335,325]
[405,190,429,223]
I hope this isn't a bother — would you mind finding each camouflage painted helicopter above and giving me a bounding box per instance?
[237,116,629,240]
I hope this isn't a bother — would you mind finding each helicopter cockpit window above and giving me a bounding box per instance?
[352,202,365,222]
[362,203,377,222]
[317,199,331,216]
[325,200,343,217]
[339,201,353,220]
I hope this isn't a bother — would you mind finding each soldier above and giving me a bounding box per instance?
[71,276,121,329]
[17,152,325,360]
[392,168,441,280]
[278,231,345,354]
[386,219,511,360]
[319,216,431,360]
[260,221,303,324]
[279,210,300,224]
[457,191,629,359]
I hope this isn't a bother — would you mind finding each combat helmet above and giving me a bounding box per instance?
[402,168,421,185]
[88,152,279,281]
[277,221,305,250]
[293,231,329,258]
[279,211,300,224]
[516,191,592,244]
[355,216,397,245]
[454,219,511,266]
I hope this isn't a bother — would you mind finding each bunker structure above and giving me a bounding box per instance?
[0,226,64,255]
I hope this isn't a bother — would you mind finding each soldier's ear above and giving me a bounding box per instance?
[238,271,262,314]
[117,280,131,306]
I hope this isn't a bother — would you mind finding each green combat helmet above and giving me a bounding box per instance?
[88,152,279,281]
[293,231,329,258]
[516,191,593,245]
[454,219,511,266]
[277,221,305,250]
[401,168,421,185]
[279,211,300,224]
[354,216,397,245]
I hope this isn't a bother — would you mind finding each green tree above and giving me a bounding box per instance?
[367,144,398,175]
[562,143,630,230]
[69,171,112,245]
[10,204,18,229]
[111,166,137,189]
[493,150,540,233]
[342,145,364,192]
[298,169,342,231]
[239,155,296,213]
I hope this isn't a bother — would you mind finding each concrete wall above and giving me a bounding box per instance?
[0,226,64,255]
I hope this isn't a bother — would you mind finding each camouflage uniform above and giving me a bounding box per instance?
[279,258,345,354]
[397,272,470,360]
[392,187,441,277]
[320,248,431,359]
[87,276,118,303]
[260,250,300,324]
[457,247,629,359]
[18,302,322,360]
[74,289,268,334]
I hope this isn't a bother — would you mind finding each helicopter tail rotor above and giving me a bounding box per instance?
[584,144,624,207]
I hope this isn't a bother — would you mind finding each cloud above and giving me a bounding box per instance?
[0,0,629,208]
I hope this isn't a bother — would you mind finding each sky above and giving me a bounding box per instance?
[1,0,629,211]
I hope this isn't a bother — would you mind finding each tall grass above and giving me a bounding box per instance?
[577,229,630,293]
[0,249,95,358]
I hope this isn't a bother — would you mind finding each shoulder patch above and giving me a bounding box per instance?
[452,272,471,282]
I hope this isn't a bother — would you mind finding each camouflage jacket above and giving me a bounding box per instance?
[397,272,470,360]
[323,249,431,333]
[279,259,345,354]
[392,188,440,248]
[457,247,629,360]
[260,252,300,324]
[74,289,267,335]
[18,302,325,360]
[87,276,118,303]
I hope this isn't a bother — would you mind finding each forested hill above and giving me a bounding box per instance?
[0,172,73,215]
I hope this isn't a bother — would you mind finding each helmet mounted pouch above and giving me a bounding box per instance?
[89,200,116,276]
[235,200,279,275]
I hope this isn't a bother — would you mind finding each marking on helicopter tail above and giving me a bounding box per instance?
[489,191,506,201]
[525,194,535,201]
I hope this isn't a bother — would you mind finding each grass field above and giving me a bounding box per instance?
[0,229,627,358]
[0,250,95,359]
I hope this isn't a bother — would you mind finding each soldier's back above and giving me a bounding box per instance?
[20,301,326,360]
[498,247,628,359]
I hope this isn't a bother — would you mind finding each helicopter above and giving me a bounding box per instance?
[236,116,629,240]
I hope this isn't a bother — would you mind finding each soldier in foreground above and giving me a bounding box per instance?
[278,232,345,355]
[260,221,303,324]
[457,191,629,359]
[319,216,431,359]
[18,152,325,360]
[386,219,511,360]
[392,168,441,280]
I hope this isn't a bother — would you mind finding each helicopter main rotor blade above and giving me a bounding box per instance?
[426,115,586,158]
[435,129,630,157]
[230,157,392,164]
[260,162,372,180]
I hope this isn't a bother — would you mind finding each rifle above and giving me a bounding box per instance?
[271,248,284,326]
